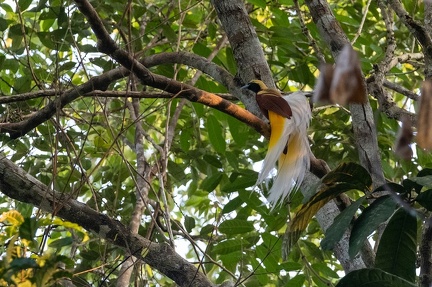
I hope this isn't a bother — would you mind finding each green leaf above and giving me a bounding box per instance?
[203,154,222,168]
[9,257,38,269]
[199,224,214,236]
[286,274,306,287]
[418,168,432,177]
[336,268,416,287]
[206,114,226,154]
[168,160,185,181]
[184,215,195,233]
[80,249,100,260]
[227,116,248,146]
[200,173,223,192]
[349,195,398,258]
[416,189,432,211]
[14,76,31,93]
[48,237,73,249]
[218,219,254,235]
[321,162,372,192]
[18,0,32,11]
[256,244,280,271]
[408,175,432,188]
[246,0,266,9]
[0,18,11,32]
[375,208,417,283]
[19,217,38,242]
[222,196,244,214]
[59,61,76,72]
[321,197,366,250]
[374,182,407,194]
[212,238,249,254]
[222,173,257,193]
[312,262,339,278]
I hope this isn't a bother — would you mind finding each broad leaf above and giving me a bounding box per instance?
[49,237,73,249]
[286,274,306,287]
[212,238,249,255]
[321,196,365,250]
[408,175,432,189]
[184,215,196,233]
[200,173,223,192]
[373,182,407,194]
[206,114,226,154]
[222,196,244,214]
[218,219,255,235]
[284,163,371,258]
[336,268,416,287]
[9,257,38,270]
[222,173,257,193]
[375,208,417,283]
[349,195,398,258]
[321,162,372,192]
[19,217,38,243]
[416,189,432,211]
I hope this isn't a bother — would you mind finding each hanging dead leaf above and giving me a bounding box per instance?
[312,63,334,104]
[417,80,432,150]
[394,115,413,160]
[330,45,367,105]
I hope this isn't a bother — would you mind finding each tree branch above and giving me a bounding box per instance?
[420,217,432,287]
[0,68,128,138]
[211,0,274,88]
[305,0,385,188]
[388,0,432,78]
[0,155,215,287]
[0,69,267,140]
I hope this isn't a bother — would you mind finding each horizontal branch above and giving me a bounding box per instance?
[0,89,239,104]
[0,155,215,287]
[0,68,128,138]
[389,53,424,70]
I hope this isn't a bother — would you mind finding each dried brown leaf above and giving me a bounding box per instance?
[312,63,334,104]
[417,80,432,150]
[394,115,413,160]
[330,45,367,105]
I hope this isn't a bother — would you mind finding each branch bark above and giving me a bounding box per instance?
[420,217,432,287]
[213,0,368,273]
[0,155,215,287]
[211,0,274,88]
[305,0,385,187]
[388,0,432,79]
[0,66,267,140]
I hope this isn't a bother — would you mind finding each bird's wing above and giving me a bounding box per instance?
[256,90,293,119]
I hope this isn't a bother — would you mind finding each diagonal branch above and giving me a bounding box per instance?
[0,68,128,138]
[0,68,267,140]
[387,0,432,53]
[387,0,432,78]
[0,155,215,287]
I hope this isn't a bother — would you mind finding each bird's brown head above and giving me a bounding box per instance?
[242,79,268,93]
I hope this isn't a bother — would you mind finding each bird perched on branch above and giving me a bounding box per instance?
[243,79,312,207]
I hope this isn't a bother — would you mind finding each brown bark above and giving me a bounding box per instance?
[0,155,215,287]
[213,0,369,273]
[305,0,385,188]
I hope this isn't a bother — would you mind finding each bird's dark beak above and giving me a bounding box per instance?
[241,83,250,90]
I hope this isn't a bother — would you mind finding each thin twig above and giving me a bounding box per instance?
[351,0,373,45]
